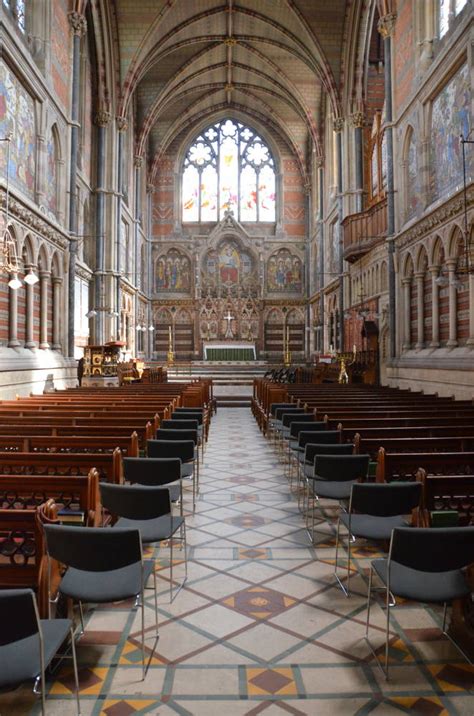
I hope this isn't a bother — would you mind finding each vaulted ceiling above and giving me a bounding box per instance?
[114,1,351,172]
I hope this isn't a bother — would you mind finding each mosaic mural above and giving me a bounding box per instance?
[202,240,255,293]
[0,62,36,198]
[431,63,471,201]
[406,129,421,220]
[45,129,58,216]
[267,249,302,293]
[156,249,191,292]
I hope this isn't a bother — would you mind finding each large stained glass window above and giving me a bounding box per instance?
[182,119,276,223]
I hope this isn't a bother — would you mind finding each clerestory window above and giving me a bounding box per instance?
[182,119,276,223]
[3,0,26,33]
[439,0,468,38]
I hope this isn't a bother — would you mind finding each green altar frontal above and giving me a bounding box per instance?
[203,343,256,361]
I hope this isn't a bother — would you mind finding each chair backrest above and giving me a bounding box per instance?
[100,483,172,521]
[274,407,304,421]
[161,419,199,431]
[350,482,422,517]
[147,439,195,461]
[281,411,306,427]
[174,407,204,414]
[298,430,340,448]
[290,420,327,439]
[270,402,294,417]
[0,589,39,646]
[314,454,370,482]
[155,428,198,444]
[44,524,141,572]
[390,526,474,572]
[171,412,203,425]
[305,442,354,463]
[123,456,181,486]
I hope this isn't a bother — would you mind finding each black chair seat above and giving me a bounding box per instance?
[181,463,194,478]
[372,558,471,603]
[60,559,154,603]
[340,513,408,540]
[311,478,356,500]
[0,618,71,689]
[116,515,184,543]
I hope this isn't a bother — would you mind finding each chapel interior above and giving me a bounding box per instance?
[1,1,474,714]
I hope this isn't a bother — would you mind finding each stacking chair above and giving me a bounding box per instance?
[147,439,197,511]
[155,428,199,483]
[366,526,474,678]
[0,589,80,715]
[123,456,183,515]
[160,418,204,459]
[287,420,328,482]
[275,410,307,456]
[43,525,158,680]
[300,442,354,514]
[335,482,422,596]
[173,408,208,442]
[281,414,320,472]
[272,407,305,449]
[267,403,294,441]
[308,454,370,541]
[100,483,187,602]
[296,430,342,502]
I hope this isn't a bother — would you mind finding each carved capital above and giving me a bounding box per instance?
[68,12,87,37]
[134,155,143,168]
[378,13,397,38]
[332,116,345,133]
[116,116,129,132]
[95,110,111,128]
[350,111,365,129]
[224,38,238,46]
[146,183,155,193]
[315,155,324,168]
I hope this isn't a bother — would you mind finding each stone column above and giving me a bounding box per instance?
[351,111,365,213]
[25,265,37,349]
[467,273,474,346]
[52,276,62,350]
[8,278,20,348]
[333,116,345,351]
[317,158,324,348]
[94,109,111,344]
[415,271,425,349]
[446,260,458,347]
[39,270,50,349]
[429,266,440,347]
[378,12,397,359]
[115,117,128,340]
[402,277,412,350]
[67,11,87,357]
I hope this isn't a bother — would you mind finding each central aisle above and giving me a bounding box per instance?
[7,408,470,715]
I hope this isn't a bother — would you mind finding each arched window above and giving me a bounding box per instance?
[3,0,26,33]
[182,119,276,223]
[439,0,468,37]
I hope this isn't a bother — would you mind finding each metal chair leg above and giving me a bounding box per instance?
[70,626,82,714]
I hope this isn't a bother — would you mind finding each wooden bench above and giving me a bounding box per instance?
[376,449,474,483]
[0,470,100,526]
[0,448,123,484]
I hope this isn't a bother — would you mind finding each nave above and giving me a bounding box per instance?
[2,408,473,716]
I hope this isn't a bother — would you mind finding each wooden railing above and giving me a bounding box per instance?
[342,198,387,263]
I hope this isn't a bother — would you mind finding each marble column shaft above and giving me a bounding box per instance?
[429,266,440,347]
[39,271,50,349]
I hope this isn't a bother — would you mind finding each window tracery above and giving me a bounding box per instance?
[182,119,276,223]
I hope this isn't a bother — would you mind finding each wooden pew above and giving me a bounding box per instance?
[376,448,474,483]
[0,470,101,527]
[0,433,139,457]
[0,448,123,484]
[355,435,474,460]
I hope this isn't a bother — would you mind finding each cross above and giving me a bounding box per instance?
[224,310,234,325]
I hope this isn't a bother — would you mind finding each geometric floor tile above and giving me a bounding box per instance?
[2,407,470,716]
[245,667,298,696]
[222,585,297,619]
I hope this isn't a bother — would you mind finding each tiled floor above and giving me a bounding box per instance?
[2,409,473,715]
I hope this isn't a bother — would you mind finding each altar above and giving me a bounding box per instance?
[203,342,256,361]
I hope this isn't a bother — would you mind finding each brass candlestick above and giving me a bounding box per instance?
[284,325,291,367]
[167,325,175,366]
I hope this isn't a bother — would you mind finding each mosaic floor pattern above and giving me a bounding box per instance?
[2,408,473,715]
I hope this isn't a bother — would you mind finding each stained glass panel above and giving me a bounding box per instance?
[455,0,467,14]
[182,119,275,223]
[439,0,449,37]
